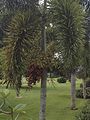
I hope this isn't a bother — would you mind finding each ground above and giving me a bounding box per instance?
[0,79,86,120]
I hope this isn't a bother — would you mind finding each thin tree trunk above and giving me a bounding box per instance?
[70,72,76,110]
[15,74,22,97]
[83,79,86,99]
[16,82,20,97]
[39,70,47,120]
[39,0,47,120]
[18,74,22,88]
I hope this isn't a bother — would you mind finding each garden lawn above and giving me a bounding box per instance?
[0,79,86,120]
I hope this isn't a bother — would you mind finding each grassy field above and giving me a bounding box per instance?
[0,79,86,120]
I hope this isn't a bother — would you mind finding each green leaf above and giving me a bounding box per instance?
[13,104,26,112]
[15,113,20,120]
[0,89,10,99]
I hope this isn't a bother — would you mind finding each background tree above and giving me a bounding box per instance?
[78,0,90,99]
[50,0,85,109]
[3,10,40,96]
[0,0,39,50]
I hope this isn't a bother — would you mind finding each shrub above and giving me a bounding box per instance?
[80,78,90,88]
[76,89,83,98]
[76,101,90,120]
[80,83,83,88]
[0,89,27,120]
[86,78,90,87]
[76,88,90,99]
[57,77,67,83]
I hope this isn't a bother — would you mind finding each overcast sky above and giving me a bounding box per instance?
[39,0,44,4]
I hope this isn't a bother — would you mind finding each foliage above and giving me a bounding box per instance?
[78,0,90,81]
[3,0,39,12]
[57,77,67,83]
[2,7,56,90]
[25,41,58,88]
[86,78,90,87]
[76,78,90,99]
[80,78,90,88]
[76,89,83,98]
[0,89,26,120]
[0,0,39,50]
[80,0,90,11]
[0,81,85,120]
[76,88,90,99]
[50,0,85,71]
[26,63,43,88]
[3,10,40,88]
[81,11,90,79]
[76,101,90,120]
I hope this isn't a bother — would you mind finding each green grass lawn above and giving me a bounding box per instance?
[0,79,86,120]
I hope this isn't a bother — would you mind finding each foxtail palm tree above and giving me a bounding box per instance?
[51,0,85,109]
[3,10,40,96]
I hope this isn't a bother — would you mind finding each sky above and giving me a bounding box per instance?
[39,0,44,4]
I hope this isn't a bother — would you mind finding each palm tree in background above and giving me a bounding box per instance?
[80,0,90,99]
[50,0,85,109]
[3,10,40,96]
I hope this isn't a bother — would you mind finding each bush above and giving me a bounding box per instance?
[80,78,90,88]
[76,101,90,120]
[76,89,83,98]
[86,78,90,87]
[0,89,27,120]
[57,77,67,83]
[76,88,90,99]
[80,83,83,88]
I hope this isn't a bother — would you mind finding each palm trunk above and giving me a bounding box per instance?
[83,79,86,99]
[70,72,76,110]
[39,70,47,120]
[18,74,22,88]
[16,82,20,97]
[15,74,22,97]
[39,0,47,120]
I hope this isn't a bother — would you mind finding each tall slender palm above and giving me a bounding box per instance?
[39,0,47,120]
[82,10,90,99]
[0,0,39,50]
[50,0,85,109]
[78,0,90,99]
[3,10,40,96]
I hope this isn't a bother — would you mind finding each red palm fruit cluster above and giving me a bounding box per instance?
[26,64,43,88]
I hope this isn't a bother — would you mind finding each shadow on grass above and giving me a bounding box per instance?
[21,86,40,91]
